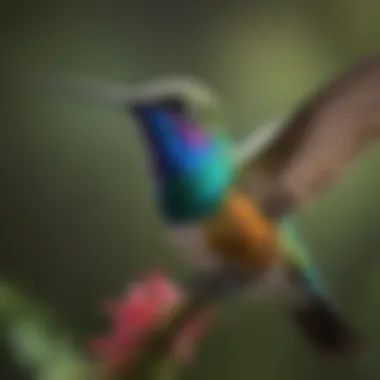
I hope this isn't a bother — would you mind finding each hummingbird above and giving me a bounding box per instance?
[49,55,380,356]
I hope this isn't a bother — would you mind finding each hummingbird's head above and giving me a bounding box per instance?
[123,77,235,221]
[50,75,235,222]
[123,77,225,178]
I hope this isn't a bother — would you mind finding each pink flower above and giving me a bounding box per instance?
[90,273,212,373]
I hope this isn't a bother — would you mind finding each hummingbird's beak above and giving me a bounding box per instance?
[44,74,207,111]
[45,75,141,108]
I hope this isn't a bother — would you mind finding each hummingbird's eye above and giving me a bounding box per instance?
[129,97,188,121]
[156,98,187,114]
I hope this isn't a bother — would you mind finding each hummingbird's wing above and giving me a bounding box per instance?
[237,55,380,218]
[233,116,286,165]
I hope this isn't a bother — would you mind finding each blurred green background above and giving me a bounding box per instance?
[1,0,380,379]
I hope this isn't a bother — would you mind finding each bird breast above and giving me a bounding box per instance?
[167,191,283,272]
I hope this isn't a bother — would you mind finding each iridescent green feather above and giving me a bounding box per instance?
[278,218,328,296]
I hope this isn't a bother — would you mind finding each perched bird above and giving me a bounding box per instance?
[48,55,380,356]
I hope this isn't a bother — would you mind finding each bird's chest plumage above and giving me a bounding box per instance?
[203,191,283,270]
[168,191,283,271]
[158,139,235,222]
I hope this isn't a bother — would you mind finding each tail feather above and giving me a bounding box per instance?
[290,289,362,356]
[272,262,362,356]
[277,220,363,356]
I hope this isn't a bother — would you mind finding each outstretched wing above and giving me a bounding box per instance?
[238,55,380,218]
[233,116,286,165]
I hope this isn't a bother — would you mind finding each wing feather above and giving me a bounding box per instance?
[233,116,286,165]
[238,55,380,217]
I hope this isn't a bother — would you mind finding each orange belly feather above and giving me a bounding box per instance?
[202,190,282,272]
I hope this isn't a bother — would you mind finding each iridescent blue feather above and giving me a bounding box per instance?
[132,105,236,223]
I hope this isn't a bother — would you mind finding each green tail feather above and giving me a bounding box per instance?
[278,219,363,356]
